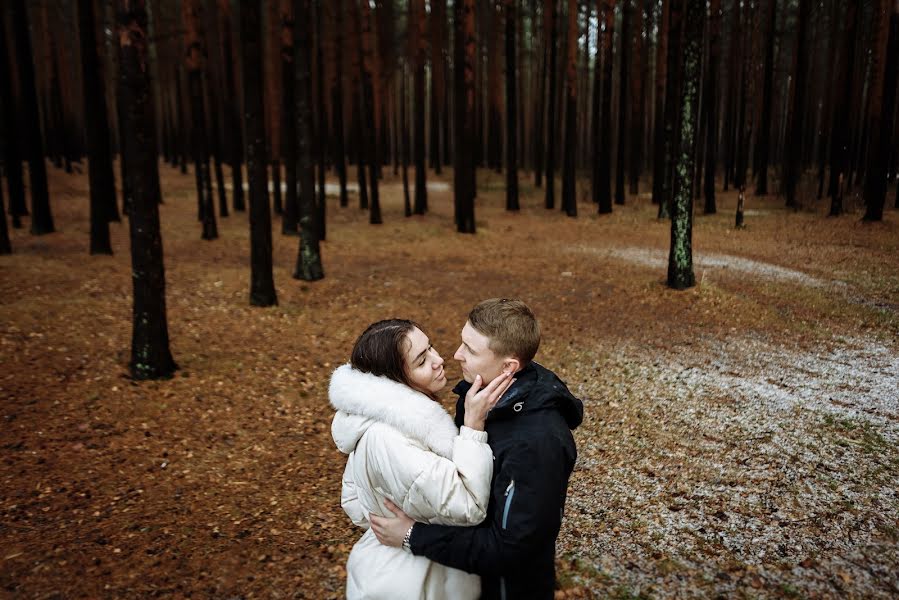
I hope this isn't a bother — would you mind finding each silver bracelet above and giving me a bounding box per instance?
[402,524,415,553]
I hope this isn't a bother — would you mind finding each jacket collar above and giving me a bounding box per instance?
[329,364,459,458]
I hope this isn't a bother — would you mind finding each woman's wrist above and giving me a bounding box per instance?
[462,416,485,431]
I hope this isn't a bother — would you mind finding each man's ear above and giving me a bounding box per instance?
[503,358,521,374]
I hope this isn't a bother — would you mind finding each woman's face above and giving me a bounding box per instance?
[403,327,447,395]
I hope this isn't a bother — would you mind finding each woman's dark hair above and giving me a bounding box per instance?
[350,319,421,388]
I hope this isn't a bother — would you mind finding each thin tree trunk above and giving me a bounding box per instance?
[651,0,669,206]
[534,0,549,187]
[862,0,899,221]
[281,1,300,234]
[12,0,54,234]
[703,0,721,214]
[293,0,324,280]
[755,0,776,195]
[668,0,703,290]
[454,0,477,233]
[359,0,381,224]
[117,0,177,380]
[561,0,578,216]
[782,0,810,208]
[597,0,616,213]
[0,4,27,229]
[78,0,115,254]
[544,0,558,209]
[615,0,631,205]
[401,63,412,216]
[241,0,278,306]
[506,0,520,211]
[411,0,428,214]
[221,1,245,212]
[332,0,349,208]
[183,0,218,239]
[659,0,683,219]
[629,0,643,195]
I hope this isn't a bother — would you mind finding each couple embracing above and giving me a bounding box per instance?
[330,299,584,599]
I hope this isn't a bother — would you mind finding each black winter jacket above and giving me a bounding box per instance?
[409,362,583,600]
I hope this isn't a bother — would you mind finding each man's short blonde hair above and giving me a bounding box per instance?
[468,298,540,365]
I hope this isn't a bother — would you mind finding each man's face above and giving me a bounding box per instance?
[454,321,508,384]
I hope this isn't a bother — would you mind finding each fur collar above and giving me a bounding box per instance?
[329,364,459,458]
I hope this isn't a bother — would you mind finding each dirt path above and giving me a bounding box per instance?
[1,166,897,598]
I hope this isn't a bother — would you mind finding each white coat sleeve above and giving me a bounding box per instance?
[400,426,493,527]
[340,456,370,530]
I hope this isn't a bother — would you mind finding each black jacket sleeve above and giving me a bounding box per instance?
[409,433,568,575]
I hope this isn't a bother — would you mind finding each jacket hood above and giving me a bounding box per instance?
[329,364,460,458]
[452,362,584,429]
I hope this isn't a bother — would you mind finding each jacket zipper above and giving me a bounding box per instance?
[500,479,515,600]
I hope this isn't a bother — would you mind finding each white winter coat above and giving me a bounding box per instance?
[329,364,493,600]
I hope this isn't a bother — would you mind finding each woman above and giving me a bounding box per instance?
[330,319,514,599]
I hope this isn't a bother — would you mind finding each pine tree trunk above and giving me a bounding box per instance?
[78,0,114,255]
[314,2,327,238]
[454,0,477,233]
[411,0,428,214]
[183,0,218,239]
[668,0,703,290]
[360,0,382,224]
[615,0,630,205]
[534,1,549,187]
[658,0,682,219]
[430,0,448,174]
[597,0,616,213]
[220,1,245,212]
[862,0,899,221]
[629,0,643,195]
[0,4,28,228]
[755,0,776,195]
[12,0,54,234]
[240,0,278,306]
[117,0,177,380]
[0,173,9,254]
[506,0,520,211]
[651,0,669,206]
[401,63,412,216]
[272,160,283,214]
[281,1,300,234]
[703,0,721,214]
[782,0,809,208]
[293,0,324,280]
[544,0,558,209]
[561,0,578,216]
[332,0,349,208]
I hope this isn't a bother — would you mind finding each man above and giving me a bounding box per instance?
[370,298,583,599]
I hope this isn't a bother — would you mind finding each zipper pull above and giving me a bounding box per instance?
[504,480,515,496]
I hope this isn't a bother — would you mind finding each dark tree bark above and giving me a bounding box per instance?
[454,0,477,233]
[668,0,703,290]
[0,4,28,229]
[293,0,324,280]
[561,0,578,216]
[430,0,448,174]
[281,1,299,235]
[401,62,412,216]
[175,66,189,175]
[183,0,218,239]
[117,0,177,380]
[314,2,327,239]
[359,0,381,224]
[506,0,520,211]
[240,0,278,306]
[658,0,682,219]
[332,0,349,208]
[272,160,283,213]
[862,0,899,221]
[203,1,228,219]
[629,0,643,195]
[11,0,54,235]
[651,0,669,207]
[702,0,721,214]
[782,0,810,208]
[220,0,244,212]
[544,0,558,209]
[755,0,776,196]
[615,0,630,205]
[534,0,549,187]
[597,0,616,213]
[411,0,428,215]
[78,0,115,255]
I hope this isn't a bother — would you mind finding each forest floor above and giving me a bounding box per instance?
[1,163,898,599]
